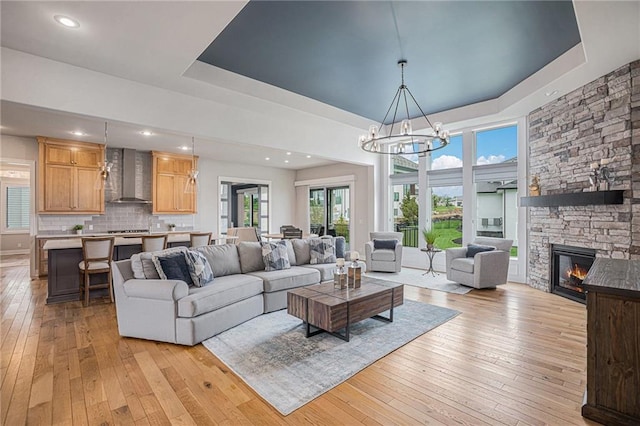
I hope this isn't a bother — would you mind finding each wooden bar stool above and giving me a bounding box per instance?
[190,232,212,248]
[141,234,168,252]
[78,237,115,307]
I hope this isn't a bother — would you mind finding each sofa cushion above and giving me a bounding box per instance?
[152,252,193,286]
[466,244,495,258]
[238,242,265,273]
[184,250,214,287]
[301,263,336,282]
[309,238,336,264]
[130,246,188,279]
[284,239,297,266]
[451,257,475,274]
[248,266,319,293]
[292,239,311,265]
[371,249,396,262]
[261,240,291,271]
[177,274,263,318]
[373,239,398,250]
[334,236,346,259]
[194,244,241,277]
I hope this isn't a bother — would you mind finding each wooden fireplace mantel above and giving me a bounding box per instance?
[519,190,624,207]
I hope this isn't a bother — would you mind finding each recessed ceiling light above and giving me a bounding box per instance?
[306,155,311,158]
[286,152,292,156]
[284,160,289,163]
[54,15,80,28]
[140,130,153,136]
[545,90,558,97]
[180,146,189,151]
[71,130,85,136]
[265,157,270,161]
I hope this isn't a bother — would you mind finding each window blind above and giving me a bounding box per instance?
[6,186,29,230]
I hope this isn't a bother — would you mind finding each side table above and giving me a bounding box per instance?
[420,247,442,276]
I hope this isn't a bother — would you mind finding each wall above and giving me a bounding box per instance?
[295,162,375,255]
[0,135,37,254]
[527,60,640,292]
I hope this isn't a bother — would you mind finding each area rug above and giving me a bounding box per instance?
[202,299,459,415]
[365,267,472,294]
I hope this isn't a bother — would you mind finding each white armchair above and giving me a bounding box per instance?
[446,237,513,289]
[365,232,403,273]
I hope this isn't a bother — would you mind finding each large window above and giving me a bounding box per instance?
[430,185,463,249]
[392,183,419,247]
[2,183,29,232]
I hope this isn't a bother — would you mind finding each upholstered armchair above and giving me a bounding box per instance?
[446,237,513,289]
[365,232,403,273]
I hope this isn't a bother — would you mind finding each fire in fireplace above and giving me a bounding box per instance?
[551,244,596,303]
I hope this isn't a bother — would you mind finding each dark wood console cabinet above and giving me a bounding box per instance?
[582,259,640,425]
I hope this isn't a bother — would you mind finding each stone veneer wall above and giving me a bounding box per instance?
[527,60,640,292]
[38,149,195,234]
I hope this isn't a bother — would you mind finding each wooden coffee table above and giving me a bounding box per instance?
[287,277,403,342]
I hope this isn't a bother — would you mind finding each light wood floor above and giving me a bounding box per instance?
[1,254,600,425]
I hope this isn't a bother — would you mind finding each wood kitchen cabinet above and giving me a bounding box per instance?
[38,137,105,214]
[152,151,197,214]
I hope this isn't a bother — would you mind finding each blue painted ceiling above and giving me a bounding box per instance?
[198,1,580,124]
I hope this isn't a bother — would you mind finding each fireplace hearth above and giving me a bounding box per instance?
[550,244,595,303]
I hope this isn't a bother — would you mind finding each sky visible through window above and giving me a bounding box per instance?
[429,125,517,196]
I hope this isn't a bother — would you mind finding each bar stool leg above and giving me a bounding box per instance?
[84,271,90,307]
[108,270,114,303]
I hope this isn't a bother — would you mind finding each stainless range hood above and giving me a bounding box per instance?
[109,148,152,204]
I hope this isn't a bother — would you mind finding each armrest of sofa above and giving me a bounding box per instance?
[474,250,510,286]
[123,279,189,301]
[445,247,468,274]
[364,241,374,269]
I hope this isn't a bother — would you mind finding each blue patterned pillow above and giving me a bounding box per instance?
[309,238,336,264]
[261,241,291,271]
[185,250,214,287]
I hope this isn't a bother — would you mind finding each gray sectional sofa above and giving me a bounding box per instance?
[112,237,346,345]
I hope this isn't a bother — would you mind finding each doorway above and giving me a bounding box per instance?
[220,181,269,235]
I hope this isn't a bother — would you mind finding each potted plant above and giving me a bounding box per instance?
[168,224,176,232]
[422,227,437,250]
[73,224,84,235]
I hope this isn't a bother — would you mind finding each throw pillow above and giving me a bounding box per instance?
[373,239,398,250]
[261,240,291,271]
[466,244,495,258]
[309,238,336,265]
[334,236,345,259]
[185,250,214,287]
[152,252,194,286]
[131,246,188,279]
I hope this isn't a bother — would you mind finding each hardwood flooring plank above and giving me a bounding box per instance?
[2,256,596,426]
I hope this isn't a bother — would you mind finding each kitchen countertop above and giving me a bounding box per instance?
[42,233,192,250]
[37,230,193,239]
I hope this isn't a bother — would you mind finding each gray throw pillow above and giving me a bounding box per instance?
[238,242,265,273]
[466,244,495,258]
[309,238,336,265]
[260,241,291,271]
[334,236,346,259]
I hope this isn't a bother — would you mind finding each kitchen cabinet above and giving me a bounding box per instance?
[152,151,197,214]
[38,137,105,214]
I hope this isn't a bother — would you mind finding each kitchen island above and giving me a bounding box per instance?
[43,233,192,304]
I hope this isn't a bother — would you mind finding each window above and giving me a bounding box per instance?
[431,134,463,170]
[309,186,350,247]
[392,183,419,247]
[2,183,29,232]
[430,185,463,249]
[475,125,517,165]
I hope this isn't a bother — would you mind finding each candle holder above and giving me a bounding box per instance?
[348,260,362,289]
[333,267,347,290]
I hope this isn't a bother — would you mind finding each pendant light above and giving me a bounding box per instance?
[184,136,199,193]
[95,122,115,192]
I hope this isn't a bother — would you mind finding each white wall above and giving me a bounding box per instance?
[295,162,374,256]
[197,158,296,235]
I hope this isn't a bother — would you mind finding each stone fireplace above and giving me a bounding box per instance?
[526,60,640,295]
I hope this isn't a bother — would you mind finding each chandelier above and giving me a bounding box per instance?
[95,122,115,191]
[184,136,199,193]
[358,60,450,156]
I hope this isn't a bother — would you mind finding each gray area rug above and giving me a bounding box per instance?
[365,267,472,294]
[202,299,459,415]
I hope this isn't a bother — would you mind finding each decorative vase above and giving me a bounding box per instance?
[427,243,434,250]
[76,230,82,235]
[169,226,175,232]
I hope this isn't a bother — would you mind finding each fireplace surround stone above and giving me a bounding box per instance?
[526,59,640,293]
